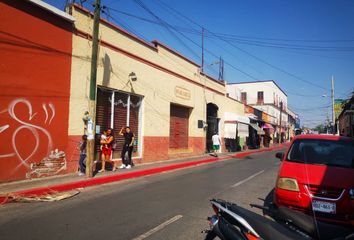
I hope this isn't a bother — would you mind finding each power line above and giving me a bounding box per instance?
[130,0,259,81]
[105,5,354,100]
[152,0,333,92]
[132,0,201,62]
[105,2,343,100]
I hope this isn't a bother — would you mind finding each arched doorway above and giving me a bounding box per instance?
[206,103,219,152]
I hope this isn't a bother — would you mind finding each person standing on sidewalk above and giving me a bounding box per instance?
[78,135,87,176]
[119,126,135,169]
[211,132,221,157]
[99,128,115,172]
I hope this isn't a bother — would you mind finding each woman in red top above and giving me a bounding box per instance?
[99,128,115,172]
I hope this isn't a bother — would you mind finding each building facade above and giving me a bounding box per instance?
[67,5,245,167]
[338,93,354,138]
[227,80,293,143]
[0,0,74,182]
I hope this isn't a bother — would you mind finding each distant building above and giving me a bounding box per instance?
[227,80,296,142]
[338,93,354,138]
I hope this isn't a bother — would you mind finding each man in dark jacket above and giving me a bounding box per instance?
[119,126,135,169]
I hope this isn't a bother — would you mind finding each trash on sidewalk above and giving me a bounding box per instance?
[3,189,80,203]
[26,149,67,179]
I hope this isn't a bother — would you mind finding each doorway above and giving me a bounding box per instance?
[206,103,219,153]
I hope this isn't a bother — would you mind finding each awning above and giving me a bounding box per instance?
[224,112,250,139]
[245,113,258,121]
[224,123,250,139]
[250,123,265,135]
[224,112,250,124]
[238,123,249,137]
[224,123,237,139]
[263,123,274,130]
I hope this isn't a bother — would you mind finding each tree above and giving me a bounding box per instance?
[313,124,325,133]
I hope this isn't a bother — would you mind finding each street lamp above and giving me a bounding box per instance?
[129,72,137,81]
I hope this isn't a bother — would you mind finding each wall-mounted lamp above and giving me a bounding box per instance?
[129,72,137,81]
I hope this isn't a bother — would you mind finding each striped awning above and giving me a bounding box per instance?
[250,123,265,135]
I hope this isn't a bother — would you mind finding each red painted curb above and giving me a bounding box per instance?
[0,144,286,204]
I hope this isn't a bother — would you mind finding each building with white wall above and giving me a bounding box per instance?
[227,80,294,141]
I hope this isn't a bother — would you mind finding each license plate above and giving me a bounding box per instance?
[312,200,336,214]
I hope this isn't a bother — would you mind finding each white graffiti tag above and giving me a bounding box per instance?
[0,99,66,178]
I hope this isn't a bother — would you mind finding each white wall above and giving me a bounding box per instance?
[227,81,288,109]
[227,81,291,126]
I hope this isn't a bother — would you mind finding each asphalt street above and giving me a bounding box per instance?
[0,149,286,240]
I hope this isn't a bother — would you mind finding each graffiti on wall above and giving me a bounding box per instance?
[0,98,66,178]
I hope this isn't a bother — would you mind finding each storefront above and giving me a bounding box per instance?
[245,112,265,149]
[248,123,265,149]
[262,123,274,147]
[95,87,143,160]
[224,113,249,151]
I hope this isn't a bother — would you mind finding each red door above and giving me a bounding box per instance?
[170,104,189,149]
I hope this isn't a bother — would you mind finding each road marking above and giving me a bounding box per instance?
[231,170,265,188]
[274,162,281,166]
[131,215,183,240]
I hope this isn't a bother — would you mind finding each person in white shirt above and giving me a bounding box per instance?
[211,132,221,157]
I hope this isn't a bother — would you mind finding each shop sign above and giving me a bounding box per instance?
[262,112,269,122]
[175,86,191,100]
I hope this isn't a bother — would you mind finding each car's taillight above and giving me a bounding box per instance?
[277,177,300,192]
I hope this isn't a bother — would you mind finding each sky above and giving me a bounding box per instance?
[44,0,354,128]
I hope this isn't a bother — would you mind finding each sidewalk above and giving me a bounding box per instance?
[0,144,287,204]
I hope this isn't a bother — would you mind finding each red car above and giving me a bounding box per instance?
[274,134,354,226]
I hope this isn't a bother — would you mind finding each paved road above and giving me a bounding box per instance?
[0,150,284,240]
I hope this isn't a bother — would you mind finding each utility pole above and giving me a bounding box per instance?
[279,101,283,143]
[331,76,335,135]
[86,0,101,177]
[201,27,204,72]
[218,56,224,81]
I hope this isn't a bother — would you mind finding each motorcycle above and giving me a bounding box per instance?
[203,199,354,240]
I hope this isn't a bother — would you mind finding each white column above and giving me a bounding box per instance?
[127,94,131,126]
[111,91,115,129]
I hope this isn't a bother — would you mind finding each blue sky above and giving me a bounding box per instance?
[45,0,354,127]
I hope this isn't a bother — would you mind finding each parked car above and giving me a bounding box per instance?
[274,134,354,226]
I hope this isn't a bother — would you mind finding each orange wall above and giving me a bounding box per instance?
[0,0,73,182]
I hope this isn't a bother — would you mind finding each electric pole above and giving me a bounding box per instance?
[86,0,101,177]
[331,76,335,135]
[279,101,283,143]
[218,56,224,81]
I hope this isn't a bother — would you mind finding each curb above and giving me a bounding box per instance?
[0,145,286,205]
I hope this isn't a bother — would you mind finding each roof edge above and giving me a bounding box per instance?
[28,0,75,22]
[73,4,157,51]
[227,80,287,97]
[152,40,200,67]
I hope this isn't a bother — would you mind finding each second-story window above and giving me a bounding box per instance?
[257,91,264,104]
[241,92,247,104]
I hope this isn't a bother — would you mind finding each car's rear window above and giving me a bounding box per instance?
[286,139,354,168]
